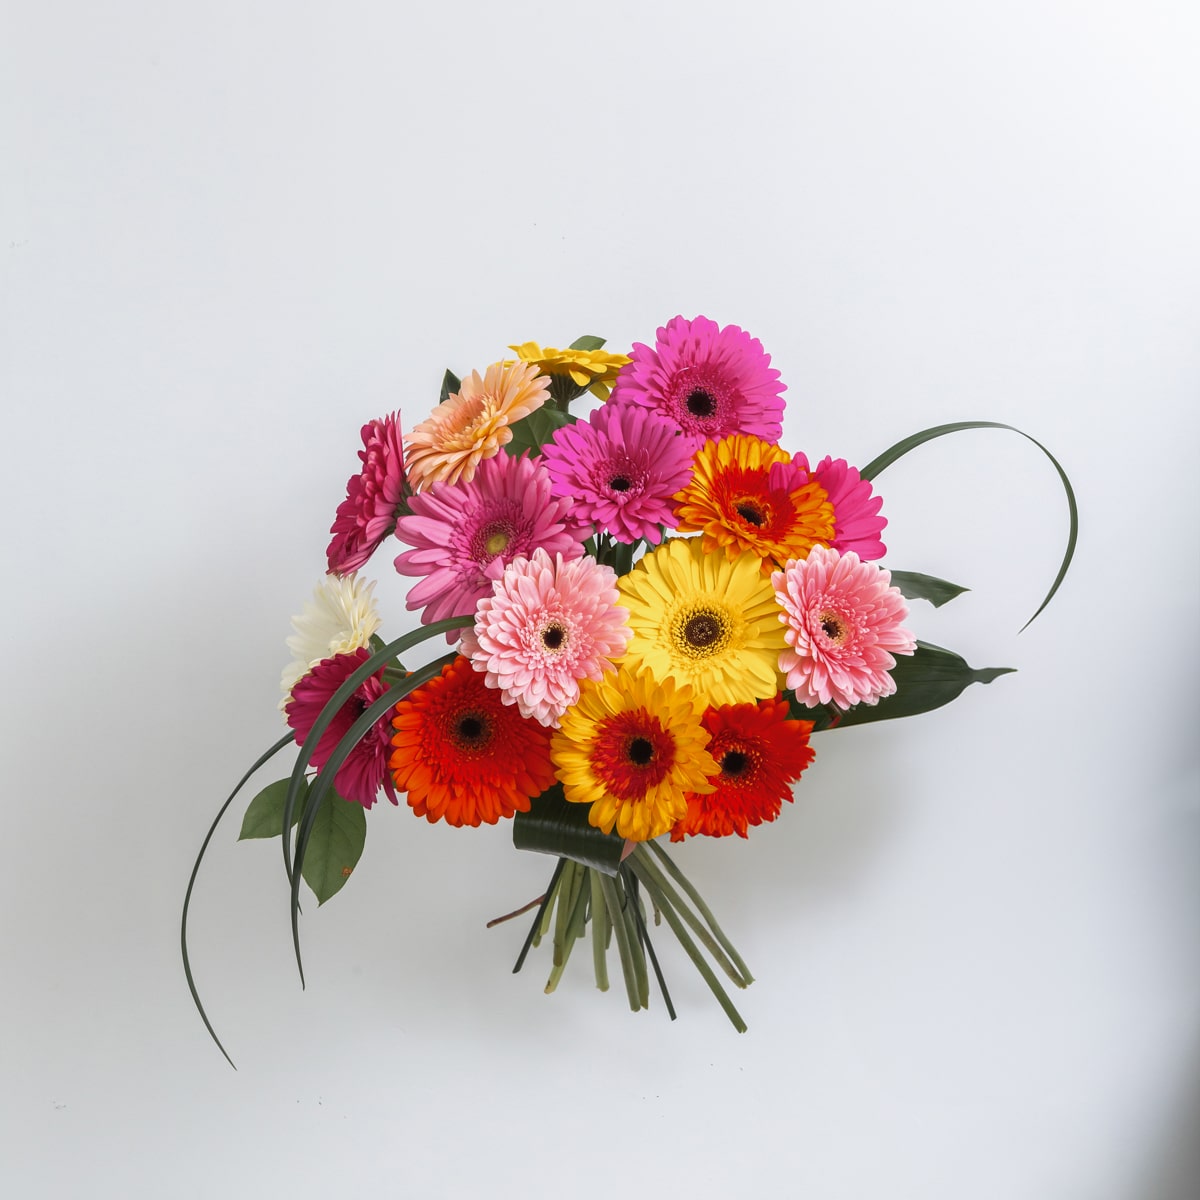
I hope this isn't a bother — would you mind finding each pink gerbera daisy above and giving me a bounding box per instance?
[772,545,916,710]
[610,315,786,444]
[285,648,397,809]
[326,413,408,575]
[393,452,588,631]
[460,548,632,726]
[797,454,888,561]
[540,402,695,544]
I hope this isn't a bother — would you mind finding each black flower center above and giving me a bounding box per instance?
[736,502,765,526]
[686,389,716,417]
[608,475,631,492]
[541,624,565,650]
[456,713,488,745]
[684,613,722,648]
[628,737,654,766]
[721,750,750,778]
[821,617,843,640]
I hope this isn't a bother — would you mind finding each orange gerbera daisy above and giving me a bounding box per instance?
[673,434,835,570]
[405,360,551,491]
[390,655,556,826]
[671,697,815,840]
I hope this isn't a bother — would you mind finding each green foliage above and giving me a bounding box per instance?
[439,369,461,403]
[299,789,367,905]
[890,570,970,608]
[513,785,625,876]
[568,335,606,351]
[238,777,306,840]
[503,405,576,458]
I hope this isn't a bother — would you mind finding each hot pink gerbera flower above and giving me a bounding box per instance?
[772,545,916,710]
[797,454,888,561]
[610,315,786,444]
[393,452,588,631]
[285,648,397,809]
[326,413,408,575]
[540,402,695,544]
[461,548,632,726]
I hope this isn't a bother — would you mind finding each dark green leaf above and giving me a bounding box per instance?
[439,369,461,403]
[513,785,625,876]
[503,405,576,458]
[299,789,367,905]
[568,335,606,351]
[239,777,307,840]
[860,421,1078,630]
[889,570,970,608]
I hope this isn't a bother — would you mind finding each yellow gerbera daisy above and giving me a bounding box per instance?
[507,341,632,402]
[674,434,835,571]
[404,360,550,491]
[552,667,717,842]
[617,537,787,706]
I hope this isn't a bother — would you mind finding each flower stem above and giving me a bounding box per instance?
[598,872,644,1012]
[589,871,610,993]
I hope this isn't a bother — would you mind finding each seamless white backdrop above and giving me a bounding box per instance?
[3,3,1198,1198]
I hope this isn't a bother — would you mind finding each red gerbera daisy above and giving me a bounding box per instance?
[670,697,815,840]
[390,655,557,827]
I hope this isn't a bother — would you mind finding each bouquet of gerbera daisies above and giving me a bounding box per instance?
[183,316,1076,1063]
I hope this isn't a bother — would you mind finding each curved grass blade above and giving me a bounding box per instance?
[889,570,969,608]
[280,616,471,884]
[860,421,1077,630]
[289,650,458,986]
[181,732,293,1069]
[513,785,625,875]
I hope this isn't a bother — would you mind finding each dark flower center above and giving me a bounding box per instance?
[821,616,845,640]
[721,750,750,778]
[456,713,488,745]
[686,389,716,417]
[627,737,654,766]
[608,475,631,492]
[541,624,566,650]
[684,613,722,648]
[736,502,765,526]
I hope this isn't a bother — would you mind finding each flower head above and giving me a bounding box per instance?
[326,413,408,575]
[285,648,396,809]
[617,537,787,706]
[390,655,557,826]
[280,575,381,702]
[670,698,815,840]
[802,454,887,561]
[393,452,588,631]
[461,549,632,726]
[541,402,695,544]
[405,360,550,491]
[673,434,835,569]
[773,545,916,710]
[610,315,786,443]
[508,341,631,402]
[552,667,718,842]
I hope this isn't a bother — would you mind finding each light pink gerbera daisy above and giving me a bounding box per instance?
[285,648,397,809]
[797,454,888,561]
[610,315,786,444]
[461,548,632,726]
[326,413,408,575]
[393,452,588,631]
[540,402,695,544]
[404,360,550,492]
[772,545,916,710]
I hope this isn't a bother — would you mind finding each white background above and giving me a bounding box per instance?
[3,2,1198,1197]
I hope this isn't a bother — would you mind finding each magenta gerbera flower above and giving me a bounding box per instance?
[461,548,632,726]
[540,402,695,544]
[610,315,786,444]
[799,454,887,561]
[772,545,916,710]
[393,452,588,630]
[285,648,397,809]
[326,413,408,575]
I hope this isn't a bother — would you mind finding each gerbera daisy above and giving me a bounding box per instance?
[670,698,815,840]
[326,413,408,575]
[390,655,557,827]
[460,548,632,726]
[800,454,888,561]
[279,575,381,702]
[617,537,786,706]
[773,545,916,710]
[673,434,836,569]
[393,451,588,631]
[610,315,786,443]
[405,359,550,491]
[285,648,396,809]
[507,341,632,403]
[540,402,695,544]
[552,667,717,842]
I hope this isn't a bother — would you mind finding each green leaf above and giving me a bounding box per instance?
[568,335,606,351]
[299,788,367,905]
[889,570,970,608]
[792,641,1015,729]
[439,369,461,403]
[239,777,307,840]
[503,405,576,458]
[860,421,1078,630]
[513,785,625,876]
